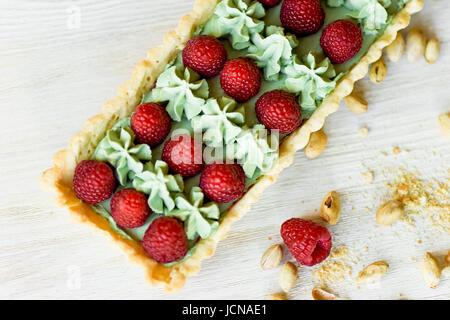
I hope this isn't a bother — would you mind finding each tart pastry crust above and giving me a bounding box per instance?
[41,0,423,292]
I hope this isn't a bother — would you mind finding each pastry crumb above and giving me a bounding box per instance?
[397,183,408,195]
[311,246,355,285]
[358,126,369,138]
[330,246,349,259]
[362,171,374,184]
[383,169,449,233]
[312,261,351,285]
[393,147,400,154]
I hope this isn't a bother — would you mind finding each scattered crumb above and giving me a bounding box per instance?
[362,171,374,184]
[358,126,369,138]
[330,246,349,259]
[267,237,272,241]
[403,214,416,226]
[380,151,388,157]
[383,169,449,233]
[311,246,355,285]
[312,261,351,285]
[393,147,400,154]
[417,240,422,244]
[397,183,408,195]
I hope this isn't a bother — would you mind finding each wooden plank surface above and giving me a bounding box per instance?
[0,0,449,299]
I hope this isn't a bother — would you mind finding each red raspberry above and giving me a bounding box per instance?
[280,0,325,36]
[255,90,302,134]
[258,0,282,7]
[199,163,246,203]
[320,19,363,64]
[73,160,116,204]
[110,189,151,228]
[130,102,172,147]
[220,58,261,103]
[142,216,188,263]
[281,218,332,266]
[182,35,227,78]
[162,134,204,178]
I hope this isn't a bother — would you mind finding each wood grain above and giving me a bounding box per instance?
[0,0,449,299]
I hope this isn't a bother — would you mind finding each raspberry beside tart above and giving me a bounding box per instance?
[281,218,332,266]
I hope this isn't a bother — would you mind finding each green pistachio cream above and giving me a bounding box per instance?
[90,0,407,265]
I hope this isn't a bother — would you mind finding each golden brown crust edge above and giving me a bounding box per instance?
[41,0,424,292]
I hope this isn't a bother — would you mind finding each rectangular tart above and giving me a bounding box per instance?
[41,0,424,292]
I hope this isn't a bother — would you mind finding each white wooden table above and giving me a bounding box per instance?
[1,0,449,300]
